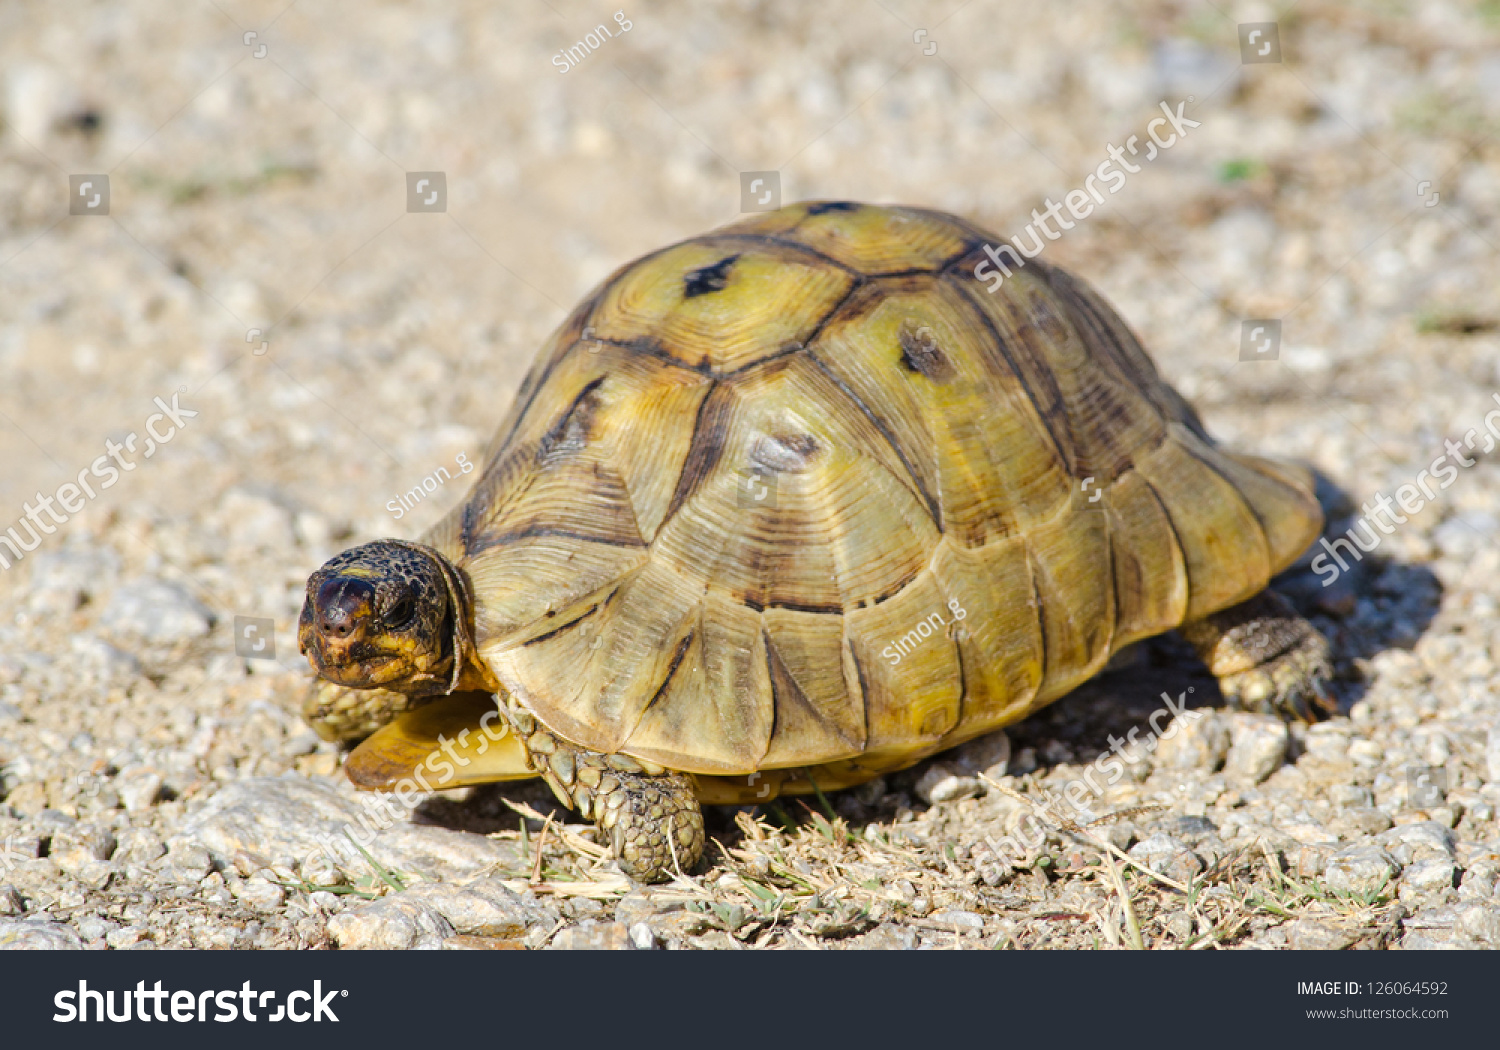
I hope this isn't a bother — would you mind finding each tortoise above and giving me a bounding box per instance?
[298,201,1333,883]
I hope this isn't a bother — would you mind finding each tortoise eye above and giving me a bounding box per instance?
[384,597,417,631]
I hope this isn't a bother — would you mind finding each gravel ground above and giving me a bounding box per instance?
[1,0,1499,950]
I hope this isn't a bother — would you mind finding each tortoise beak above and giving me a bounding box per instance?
[299,576,389,685]
[313,576,377,640]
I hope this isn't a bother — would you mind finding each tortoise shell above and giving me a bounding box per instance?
[419,201,1322,781]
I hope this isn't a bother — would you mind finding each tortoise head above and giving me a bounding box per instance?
[298,540,476,698]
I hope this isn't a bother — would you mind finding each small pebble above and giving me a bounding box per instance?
[328,896,455,950]
[1323,846,1400,898]
[97,579,214,644]
[1128,834,1204,883]
[915,764,982,805]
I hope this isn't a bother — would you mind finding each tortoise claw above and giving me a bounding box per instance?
[1220,645,1336,723]
[1187,591,1338,725]
[1308,675,1341,717]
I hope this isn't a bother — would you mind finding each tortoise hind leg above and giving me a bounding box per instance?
[503,695,704,882]
[1179,590,1335,721]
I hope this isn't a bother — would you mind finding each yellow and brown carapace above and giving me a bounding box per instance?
[390,201,1324,797]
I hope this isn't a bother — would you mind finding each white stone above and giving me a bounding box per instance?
[328,896,454,950]
[628,922,657,949]
[1401,856,1456,896]
[1128,834,1203,882]
[914,763,981,805]
[1323,846,1399,898]
[1377,822,1456,865]
[118,771,162,813]
[0,919,85,950]
[1156,711,1229,771]
[99,578,213,644]
[235,876,286,912]
[400,880,545,937]
[1223,714,1288,783]
[951,730,1010,779]
[928,909,984,930]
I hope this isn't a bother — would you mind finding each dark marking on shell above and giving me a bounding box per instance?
[699,233,860,278]
[763,628,862,750]
[897,321,955,380]
[1025,549,1048,692]
[642,631,694,712]
[806,201,860,215]
[950,639,968,735]
[592,331,811,381]
[521,586,622,648]
[870,565,924,606]
[661,382,732,524]
[537,376,606,464]
[683,255,739,298]
[848,641,871,749]
[522,601,601,648]
[479,525,646,550]
[739,595,845,616]
[749,432,819,474]
[763,629,785,736]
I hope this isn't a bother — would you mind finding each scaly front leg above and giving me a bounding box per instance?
[501,694,704,883]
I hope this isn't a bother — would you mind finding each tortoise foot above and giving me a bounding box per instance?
[302,680,415,742]
[1181,590,1336,722]
[595,771,704,883]
[506,695,703,882]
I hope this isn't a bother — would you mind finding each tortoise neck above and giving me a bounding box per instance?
[382,539,494,696]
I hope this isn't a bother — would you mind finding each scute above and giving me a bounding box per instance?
[431,203,1324,777]
[759,608,866,767]
[623,592,774,773]
[586,237,855,374]
[646,354,939,614]
[1135,423,1274,620]
[725,201,977,274]
[1101,471,1189,646]
[809,274,1077,545]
